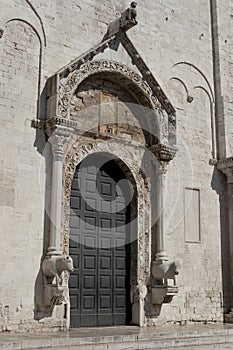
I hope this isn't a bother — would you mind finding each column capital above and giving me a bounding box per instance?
[150,144,177,175]
[217,157,233,183]
[149,143,178,162]
[49,126,74,157]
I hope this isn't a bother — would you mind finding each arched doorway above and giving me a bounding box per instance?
[69,153,133,327]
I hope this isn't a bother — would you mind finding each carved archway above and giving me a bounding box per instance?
[39,6,178,328]
[62,138,151,326]
[42,55,177,327]
[58,60,157,117]
[47,59,171,146]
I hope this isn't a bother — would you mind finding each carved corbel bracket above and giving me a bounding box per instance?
[151,285,178,305]
[217,157,233,183]
[41,255,74,308]
[43,285,66,308]
[42,255,74,286]
[151,259,179,305]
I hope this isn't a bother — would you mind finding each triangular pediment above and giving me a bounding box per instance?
[45,6,177,151]
[54,31,175,117]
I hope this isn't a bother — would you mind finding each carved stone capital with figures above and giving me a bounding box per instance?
[49,126,74,157]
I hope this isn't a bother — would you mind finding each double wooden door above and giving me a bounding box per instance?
[69,154,131,327]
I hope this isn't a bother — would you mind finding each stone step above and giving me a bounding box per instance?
[1,325,233,350]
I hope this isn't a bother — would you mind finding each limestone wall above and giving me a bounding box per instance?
[0,0,230,331]
[213,0,233,158]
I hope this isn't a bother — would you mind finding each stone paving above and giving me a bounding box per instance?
[1,324,233,349]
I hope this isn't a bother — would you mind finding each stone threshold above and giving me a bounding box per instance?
[1,324,233,349]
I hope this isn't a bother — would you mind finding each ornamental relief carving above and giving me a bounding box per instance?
[61,137,151,286]
[69,78,147,145]
[58,60,166,120]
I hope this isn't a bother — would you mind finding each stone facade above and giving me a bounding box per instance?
[0,0,232,332]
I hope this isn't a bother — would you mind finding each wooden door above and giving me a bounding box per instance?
[69,154,131,327]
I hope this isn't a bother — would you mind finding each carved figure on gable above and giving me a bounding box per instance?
[107,2,138,37]
[121,2,138,23]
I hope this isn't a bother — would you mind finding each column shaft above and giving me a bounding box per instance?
[227,179,233,304]
[46,127,73,256]
[48,152,63,255]
[156,164,168,261]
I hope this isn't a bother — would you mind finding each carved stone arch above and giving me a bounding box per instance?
[59,60,160,116]
[61,137,151,326]
[56,60,164,146]
[62,138,151,284]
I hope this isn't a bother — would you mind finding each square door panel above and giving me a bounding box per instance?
[70,196,81,210]
[100,256,111,270]
[85,199,97,212]
[101,182,112,195]
[116,202,125,212]
[84,256,95,270]
[86,179,96,193]
[70,295,79,310]
[115,238,125,250]
[71,255,79,269]
[72,178,81,190]
[84,198,98,214]
[84,216,96,230]
[116,257,125,270]
[70,216,81,229]
[115,276,125,289]
[99,295,111,309]
[115,295,126,308]
[83,296,95,310]
[69,235,80,248]
[70,274,79,289]
[101,201,111,213]
[84,236,96,249]
[100,276,111,289]
[100,218,111,230]
[100,237,111,250]
[116,220,125,233]
[83,275,95,289]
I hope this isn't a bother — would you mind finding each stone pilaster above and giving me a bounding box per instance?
[47,126,74,255]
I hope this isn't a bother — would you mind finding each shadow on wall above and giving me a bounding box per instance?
[211,167,230,314]
[33,85,54,319]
